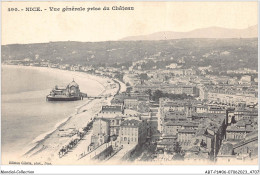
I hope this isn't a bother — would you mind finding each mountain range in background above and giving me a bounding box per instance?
[120,25,258,41]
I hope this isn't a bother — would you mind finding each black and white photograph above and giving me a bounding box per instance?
[1,1,259,174]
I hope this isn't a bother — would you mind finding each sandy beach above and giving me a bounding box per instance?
[2,65,125,165]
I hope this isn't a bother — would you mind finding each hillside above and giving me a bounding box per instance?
[1,38,258,71]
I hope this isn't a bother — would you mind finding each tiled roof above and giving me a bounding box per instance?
[121,119,141,127]
[192,113,224,118]
[226,126,253,132]
[111,99,124,103]
[195,129,206,136]
[178,129,196,133]
[165,121,185,126]
[124,97,138,100]
[236,119,251,126]
[101,105,122,112]
[183,122,199,127]
[245,130,258,138]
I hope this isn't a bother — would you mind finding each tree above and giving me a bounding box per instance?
[114,72,124,82]
[137,102,150,113]
[172,142,185,160]
[144,89,152,96]
[126,87,132,93]
[172,151,185,160]
[231,116,236,124]
[139,73,149,80]
[152,90,164,102]
[200,140,207,148]
[173,142,182,154]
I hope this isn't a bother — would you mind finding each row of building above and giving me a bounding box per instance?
[199,85,258,106]
[89,105,149,149]
[156,97,258,161]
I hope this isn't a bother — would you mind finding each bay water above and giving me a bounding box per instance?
[1,66,103,158]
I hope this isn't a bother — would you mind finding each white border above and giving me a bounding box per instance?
[0,165,259,174]
[0,0,259,174]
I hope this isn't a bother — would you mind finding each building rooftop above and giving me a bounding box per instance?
[165,121,186,126]
[245,130,258,138]
[178,129,197,133]
[68,79,79,87]
[124,97,138,100]
[218,143,233,155]
[183,122,199,127]
[111,99,124,104]
[236,119,252,127]
[195,128,206,137]
[120,119,141,128]
[226,126,253,132]
[101,105,123,113]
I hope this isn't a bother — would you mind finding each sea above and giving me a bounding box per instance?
[1,65,104,159]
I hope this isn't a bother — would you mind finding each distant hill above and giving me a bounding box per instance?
[1,38,258,71]
[120,25,258,41]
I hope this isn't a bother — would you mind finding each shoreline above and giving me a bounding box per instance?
[2,65,108,95]
[1,64,125,164]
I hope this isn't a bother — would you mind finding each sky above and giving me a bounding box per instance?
[2,1,258,45]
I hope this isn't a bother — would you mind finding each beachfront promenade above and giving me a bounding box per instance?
[21,70,127,164]
[55,130,93,163]
[4,65,127,164]
[55,79,125,164]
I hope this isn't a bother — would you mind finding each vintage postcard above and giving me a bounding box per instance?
[1,1,259,174]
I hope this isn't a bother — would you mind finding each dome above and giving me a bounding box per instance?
[69,79,79,87]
